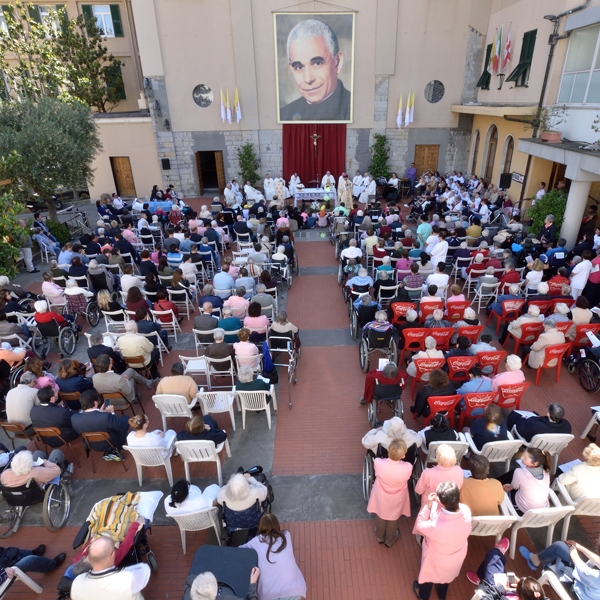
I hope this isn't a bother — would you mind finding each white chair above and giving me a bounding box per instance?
[0,566,43,597]
[205,355,236,390]
[102,310,128,333]
[152,393,198,431]
[511,428,574,475]
[179,355,208,383]
[167,506,222,554]
[504,489,575,559]
[0,333,34,353]
[420,436,468,469]
[193,328,216,354]
[552,477,600,541]
[138,331,169,367]
[470,495,518,543]
[581,409,599,439]
[235,354,263,376]
[151,309,182,342]
[464,432,522,474]
[537,569,575,600]
[168,288,194,320]
[175,439,231,485]
[123,439,176,486]
[69,274,90,289]
[197,388,236,431]
[471,281,499,312]
[234,385,277,429]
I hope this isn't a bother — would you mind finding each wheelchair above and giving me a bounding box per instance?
[350,302,378,339]
[32,318,79,359]
[367,378,404,427]
[65,292,101,328]
[359,328,398,372]
[362,442,419,502]
[0,475,71,538]
[573,346,600,393]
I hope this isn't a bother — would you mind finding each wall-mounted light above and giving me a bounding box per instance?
[143,77,151,89]
[164,119,170,131]
[154,99,162,117]
[497,73,505,90]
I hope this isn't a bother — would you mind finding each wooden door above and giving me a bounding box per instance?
[110,157,136,197]
[414,145,439,175]
[195,152,204,196]
[215,151,226,194]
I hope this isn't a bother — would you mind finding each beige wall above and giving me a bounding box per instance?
[145,0,492,133]
[89,117,161,199]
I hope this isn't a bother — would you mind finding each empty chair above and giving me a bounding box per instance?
[175,439,232,485]
[197,389,236,431]
[152,394,199,431]
[234,385,278,429]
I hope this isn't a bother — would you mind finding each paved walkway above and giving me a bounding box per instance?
[3,201,599,600]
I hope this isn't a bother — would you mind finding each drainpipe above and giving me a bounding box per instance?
[517,0,590,205]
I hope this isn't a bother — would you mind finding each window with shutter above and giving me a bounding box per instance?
[476,44,493,90]
[91,5,114,37]
[104,64,125,100]
[506,29,537,87]
[109,4,123,37]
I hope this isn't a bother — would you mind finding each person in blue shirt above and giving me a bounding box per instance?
[468,402,508,450]
[166,244,183,267]
[200,237,220,269]
[456,366,493,415]
[179,232,192,254]
[346,268,373,291]
[489,283,523,316]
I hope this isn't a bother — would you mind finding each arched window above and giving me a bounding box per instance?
[470,130,480,175]
[503,136,514,174]
[484,125,498,182]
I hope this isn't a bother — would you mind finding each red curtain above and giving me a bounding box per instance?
[282,123,346,186]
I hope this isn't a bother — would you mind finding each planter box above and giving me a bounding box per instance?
[541,131,563,144]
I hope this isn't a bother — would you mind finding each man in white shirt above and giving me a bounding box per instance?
[224,183,236,204]
[321,171,336,189]
[112,193,125,211]
[340,238,363,261]
[535,182,546,200]
[352,170,366,197]
[359,175,376,204]
[244,181,265,202]
[423,263,450,296]
[570,251,594,299]
[71,536,150,600]
[289,172,301,197]
[120,265,144,294]
[6,372,39,432]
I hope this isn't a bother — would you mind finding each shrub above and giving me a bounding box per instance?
[46,219,71,245]
[527,188,567,240]
[368,134,390,179]
[237,143,261,187]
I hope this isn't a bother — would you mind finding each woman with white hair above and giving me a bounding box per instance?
[450,307,479,345]
[0,449,64,488]
[235,364,271,400]
[406,336,444,379]
[491,354,526,391]
[414,444,464,507]
[217,471,268,512]
[499,304,542,346]
[190,569,260,600]
[271,246,287,267]
[550,302,570,322]
[524,318,565,369]
[557,443,600,501]
[362,416,422,453]
[199,205,212,221]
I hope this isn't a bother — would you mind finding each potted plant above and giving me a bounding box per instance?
[527,105,568,143]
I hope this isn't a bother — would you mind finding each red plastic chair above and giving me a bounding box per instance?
[552,298,575,309]
[476,350,507,376]
[390,302,417,326]
[530,342,572,386]
[502,321,544,354]
[410,357,446,396]
[399,328,428,365]
[486,298,526,335]
[497,382,531,410]
[423,394,462,427]
[428,327,454,351]
[554,321,573,335]
[458,391,498,430]
[446,355,478,383]
[457,325,484,345]
[419,300,444,324]
[446,301,471,322]
[527,299,553,316]
[571,324,600,349]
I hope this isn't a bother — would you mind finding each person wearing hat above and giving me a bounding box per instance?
[164,479,220,517]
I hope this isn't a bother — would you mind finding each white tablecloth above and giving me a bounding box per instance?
[294,188,337,208]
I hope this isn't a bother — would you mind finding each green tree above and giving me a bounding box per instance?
[237,143,261,186]
[368,133,390,179]
[0,193,29,277]
[0,98,102,219]
[0,2,124,111]
[527,188,567,240]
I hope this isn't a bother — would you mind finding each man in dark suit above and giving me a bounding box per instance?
[233,216,255,242]
[204,328,235,371]
[507,402,572,443]
[113,233,139,263]
[71,389,129,461]
[193,303,219,344]
[30,386,79,447]
[87,331,127,374]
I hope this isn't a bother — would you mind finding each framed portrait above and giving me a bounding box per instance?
[274,12,355,124]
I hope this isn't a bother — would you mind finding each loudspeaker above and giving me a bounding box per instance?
[499,172,512,189]
[161,158,171,170]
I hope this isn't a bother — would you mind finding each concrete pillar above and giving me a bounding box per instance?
[560,180,592,247]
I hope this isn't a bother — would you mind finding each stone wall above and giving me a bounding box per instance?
[462,27,486,104]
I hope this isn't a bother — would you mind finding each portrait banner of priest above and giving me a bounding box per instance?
[274,12,354,123]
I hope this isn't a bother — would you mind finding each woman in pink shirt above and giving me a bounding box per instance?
[501,447,550,514]
[491,354,526,392]
[367,439,412,547]
[122,223,139,244]
[23,357,60,393]
[233,328,260,368]
[224,288,250,319]
[395,250,413,274]
[243,302,270,330]
[414,444,464,508]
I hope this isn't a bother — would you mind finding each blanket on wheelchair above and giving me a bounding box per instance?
[88,492,142,544]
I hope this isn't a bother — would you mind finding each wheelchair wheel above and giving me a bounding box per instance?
[0,497,22,538]
[58,328,77,356]
[359,338,369,372]
[334,240,340,259]
[362,453,374,500]
[42,481,71,532]
[389,338,398,366]
[579,359,600,393]
[146,550,158,572]
[367,400,377,427]
[410,458,423,508]
[351,311,358,339]
[86,301,100,327]
[337,263,343,285]
[32,330,50,360]
[294,255,299,275]
[8,363,25,389]
[393,398,403,420]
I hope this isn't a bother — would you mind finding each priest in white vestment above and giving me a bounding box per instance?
[289,173,301,197]
[274,174,290,200]
[321,171,336,189]
[244,181,265,202]
[263,175,275,201]
[352,170,366,197]
[359,175,376,204]
[224,183,237,204]
[338,173,352,208]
